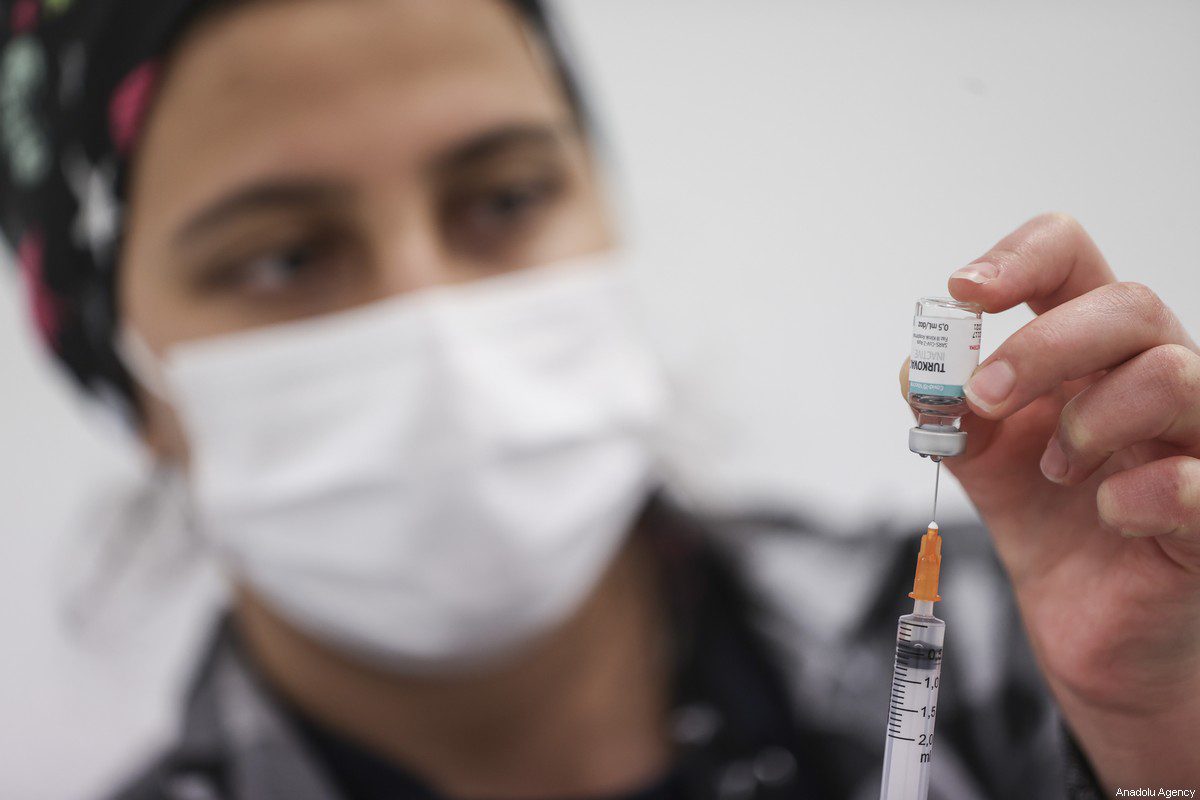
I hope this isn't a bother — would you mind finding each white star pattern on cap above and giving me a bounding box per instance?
[64,148,120,266]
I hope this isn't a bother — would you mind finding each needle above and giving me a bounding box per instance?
[931,458,942,523]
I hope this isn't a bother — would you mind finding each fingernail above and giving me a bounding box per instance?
[1117,526,1157,538]
[950,262,999,285]
[964,360,1016,410]
[1039,437,1068,483]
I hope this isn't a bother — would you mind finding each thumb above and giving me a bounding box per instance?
[898,358,912,404]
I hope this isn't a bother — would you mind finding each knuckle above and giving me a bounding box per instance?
[982,245,1022,271]
[1022,316,1069,355]
[1115,280,1158,307]
[1175,459,1200,515]
[1029,212,1088,254]
[1142,344,1200,399]
[995,214,1088,280]
[1111,281,1171,328]
[1139,458,1200,527]
[1034,211,1083,236]
[1161,463,1187,502]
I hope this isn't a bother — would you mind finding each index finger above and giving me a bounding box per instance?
[947,213,1117,315]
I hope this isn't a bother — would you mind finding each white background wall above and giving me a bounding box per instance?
[2,2,1198,797]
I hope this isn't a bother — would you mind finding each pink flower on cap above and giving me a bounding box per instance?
[109,60,159,156]
[16,229,61,347]
[10,0,39,33]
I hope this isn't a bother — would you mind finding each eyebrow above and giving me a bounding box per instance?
[173,122,575,246]
[433,122,570,171]
[175,181,353,246]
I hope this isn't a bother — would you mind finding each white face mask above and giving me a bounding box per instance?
[120,253,668,673]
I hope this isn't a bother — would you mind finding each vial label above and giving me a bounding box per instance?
[910,316,981,397]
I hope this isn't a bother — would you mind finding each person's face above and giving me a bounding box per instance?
[120,0,611,460]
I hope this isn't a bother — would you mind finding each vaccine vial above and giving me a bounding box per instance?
[908,297,983,459]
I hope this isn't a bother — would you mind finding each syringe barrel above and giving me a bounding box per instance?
[879,611,945,800]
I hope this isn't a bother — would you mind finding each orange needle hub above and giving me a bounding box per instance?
[908,522,942,603]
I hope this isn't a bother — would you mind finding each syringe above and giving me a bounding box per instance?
[879,523,945,800]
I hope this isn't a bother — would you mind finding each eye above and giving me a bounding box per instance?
[234,244,317,296]
[444,175,566,257]
[467,179,559,229]
[484,182,551,218]
[196,230,357,304]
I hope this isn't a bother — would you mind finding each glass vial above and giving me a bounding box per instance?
[908,297,983,459]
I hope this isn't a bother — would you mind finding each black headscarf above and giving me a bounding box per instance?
[0,0,586,420]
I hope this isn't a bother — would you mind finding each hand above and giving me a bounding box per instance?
[900,213,1200,790]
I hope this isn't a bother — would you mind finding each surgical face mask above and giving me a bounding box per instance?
[119,253,668,672]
